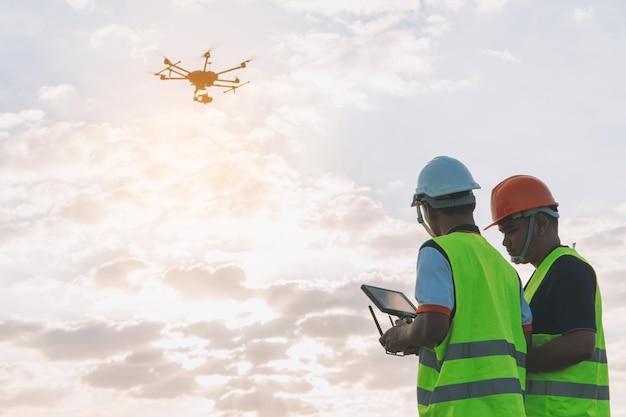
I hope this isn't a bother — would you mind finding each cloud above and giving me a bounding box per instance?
[323,344,417,390]
[171,0,213,8]
[181,321,241,350]
[0,320,44,342]
[235,317,296,343]
[92,258,147,289]
[425,0,466,12]
[473,0,508,14]
[84,350,164,389]
[272,13,473,109]
[424,14,451,37]
[481,48,521,64]
[598,269,626,312]
[263,283,340,317]
[0,387,66,409]
[134,373,198,398]
[38,84,77,102]
[316,193,387,231]
[215,385,315,417]
[0,106,430,415]
[0,109,45,131]
[574,7,594,23]
[84,348,199,398]
[163,264,248,300]
[191,357,233,376]
[89,24,157,58]
[296,313,373,339]
[273,0,422,16]
[58,192,108,224]
[220,377,314,395]
[579,225,626,251]
[66,0,94,10]
[562,218,626,264]
[10,321,164,360]
[245,340,290,365]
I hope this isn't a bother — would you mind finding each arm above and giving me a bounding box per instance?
[380,244,453,353]
[379,312,450,353]
[405,312,450,348]
[527,330,595,373]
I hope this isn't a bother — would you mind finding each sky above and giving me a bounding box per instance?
[1,0,626,416]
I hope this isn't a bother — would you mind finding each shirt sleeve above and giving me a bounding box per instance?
[415,245,454,317]
[552,256,597,333]
[520,285,533,332]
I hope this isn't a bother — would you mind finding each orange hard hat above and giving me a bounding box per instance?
[485,175,558,229]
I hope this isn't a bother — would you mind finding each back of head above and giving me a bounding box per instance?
[412,156,480,236]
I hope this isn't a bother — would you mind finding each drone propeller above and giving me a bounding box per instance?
[240,58,252,68]
[202,48,214,72]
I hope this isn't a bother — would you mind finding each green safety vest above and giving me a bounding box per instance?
[417,232,527,417]
[524,246,610,417]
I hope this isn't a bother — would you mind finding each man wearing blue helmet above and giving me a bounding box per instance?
[379,156,532,417]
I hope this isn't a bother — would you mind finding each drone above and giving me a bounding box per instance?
[153,50,251,104]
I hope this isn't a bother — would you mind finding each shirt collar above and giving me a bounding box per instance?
[447,224,481,235]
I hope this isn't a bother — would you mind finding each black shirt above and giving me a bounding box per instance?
[525,250,597,335]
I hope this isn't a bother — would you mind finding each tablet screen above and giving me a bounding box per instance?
[361,284,417,318]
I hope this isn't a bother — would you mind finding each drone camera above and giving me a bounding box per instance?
[194,94,213,104]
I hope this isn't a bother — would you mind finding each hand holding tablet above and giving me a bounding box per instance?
[361,284,419,356]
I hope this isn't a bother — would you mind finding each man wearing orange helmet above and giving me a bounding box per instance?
[487,175,610,417]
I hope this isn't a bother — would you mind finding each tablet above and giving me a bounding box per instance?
[361,284,417,319]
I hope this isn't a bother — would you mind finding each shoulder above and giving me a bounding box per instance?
[546,254,597,293]
[419,239,449,263]
[550,254,596,281]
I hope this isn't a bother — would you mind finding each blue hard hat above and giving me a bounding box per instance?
[411,156,480,207]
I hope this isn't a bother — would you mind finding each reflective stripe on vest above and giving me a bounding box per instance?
[418,377,523,406]
[527,380,609,400]
[419,340,526,372]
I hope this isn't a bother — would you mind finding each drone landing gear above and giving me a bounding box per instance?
[194,93,213,104]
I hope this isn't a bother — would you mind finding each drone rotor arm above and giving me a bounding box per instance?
[216,64,247,76]
[154,66,189,78]
[167,64,190,75]
[222,81,250,93]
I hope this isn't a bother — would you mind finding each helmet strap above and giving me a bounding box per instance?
[509,207,558,264]
[416,205,436,238]
[511,213,536,264]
